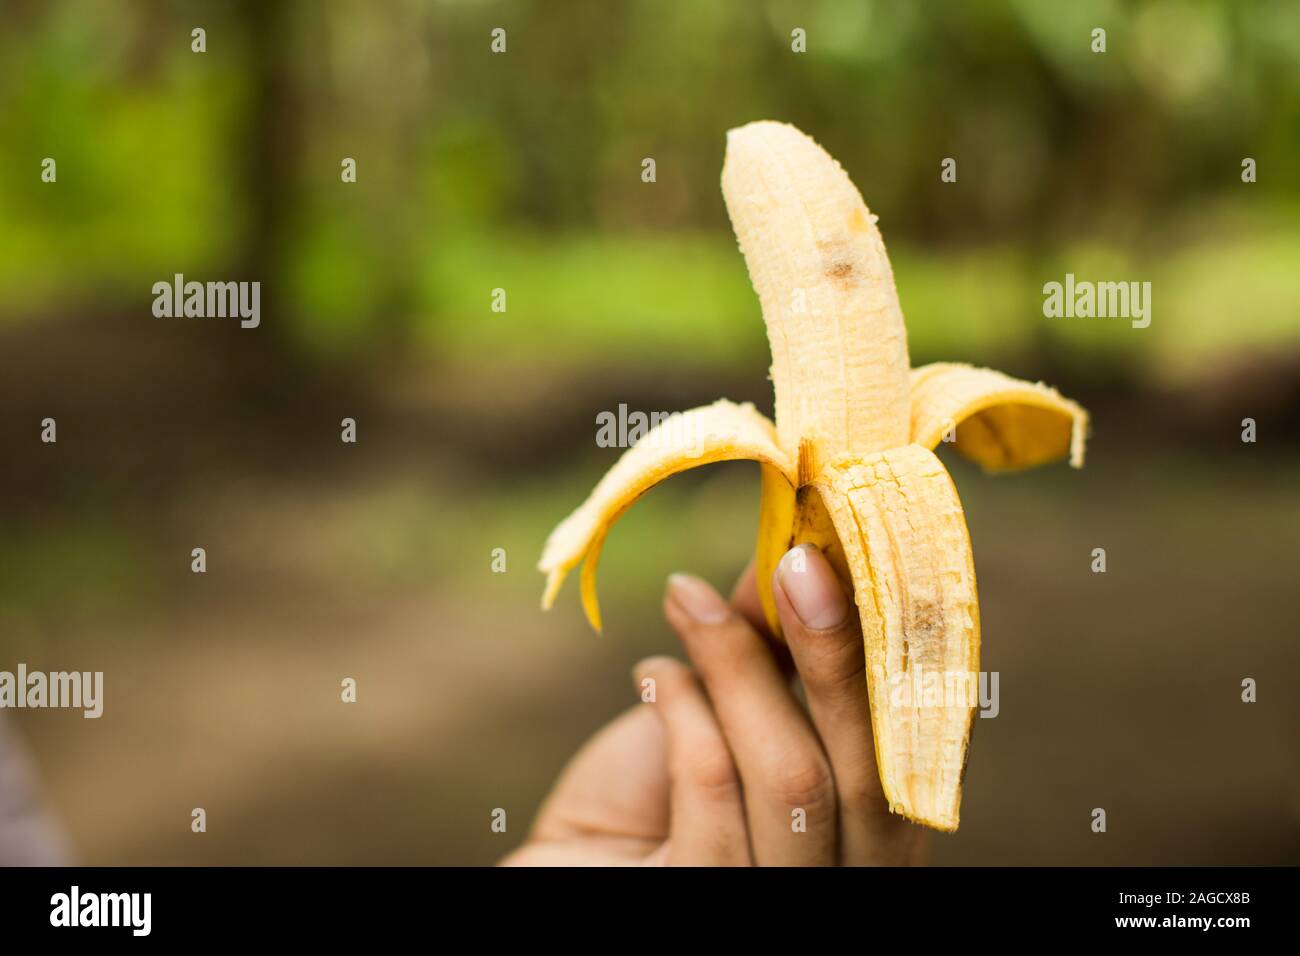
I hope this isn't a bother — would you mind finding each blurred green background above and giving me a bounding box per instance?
[0,0,1297,865]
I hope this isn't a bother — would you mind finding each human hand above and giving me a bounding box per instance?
[501,544,925,866]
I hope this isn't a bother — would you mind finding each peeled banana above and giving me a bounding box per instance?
[540,121,1088,832]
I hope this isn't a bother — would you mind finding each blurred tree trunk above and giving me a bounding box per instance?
[228,0,308,401]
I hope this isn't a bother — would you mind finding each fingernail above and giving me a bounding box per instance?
[777,545,848,630]
[666,573,731,624]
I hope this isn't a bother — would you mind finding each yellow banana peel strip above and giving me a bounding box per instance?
[814,446,978,832]
[910,362,1089,471]
[538,121,1090,831]
[539,399,792,632]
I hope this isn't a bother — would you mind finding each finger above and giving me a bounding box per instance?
[728,560,769,637]
[526,703,669,847]
[774,544,923,865]
[633,656,752,866]
[730,561,795,676]
[664,574,836,866]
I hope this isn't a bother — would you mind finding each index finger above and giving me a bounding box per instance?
[730,560,794,676]
[773,544,924,865]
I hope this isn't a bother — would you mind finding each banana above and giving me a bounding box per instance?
[539,121,1089,831]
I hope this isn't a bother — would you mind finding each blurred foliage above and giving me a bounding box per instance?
[0,0,1297,373]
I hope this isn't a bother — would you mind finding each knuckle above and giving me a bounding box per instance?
[679,740,740,798]
[766,753,835,811]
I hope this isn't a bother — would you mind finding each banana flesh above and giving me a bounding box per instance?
[539,121,1089,831]
[721,122,912,463]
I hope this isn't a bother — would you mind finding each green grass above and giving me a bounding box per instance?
[414,220,1300,379]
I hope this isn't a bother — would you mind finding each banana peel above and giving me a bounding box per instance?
[539,121,1089,832]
